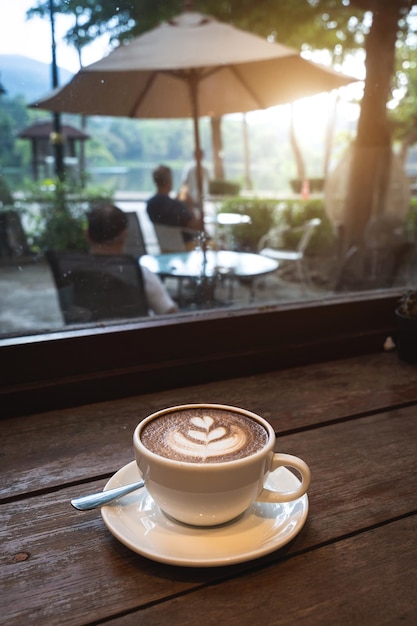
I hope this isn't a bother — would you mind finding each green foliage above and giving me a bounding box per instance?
[216,196,336,254]
[209,179,241,196]
[85,117,201,165]
[36,0,367,58]
[217,197,277,251]
[0,95,31,167]
[219,196,336,254]
[33,208,88,253]
[390,50,417,145]
[271,197,336,255]
[289,178,325,194]
[85,135,117,166]
[404,196,417,241]
[397,289,417,319]
[16,0,417,218]
[0,175,14,206]
[17,178,114,252]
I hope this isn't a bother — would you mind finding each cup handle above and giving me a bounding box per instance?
[256,453,311,503]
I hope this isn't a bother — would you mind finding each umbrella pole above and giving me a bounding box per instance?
[189,72,215,306]
[188,72,204,222]
[49,0,65,182]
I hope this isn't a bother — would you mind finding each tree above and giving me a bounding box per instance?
[26,0,417,246]
[27,0,366,182]
[342,0,415,249]
[0,96,31,168]
[390,36,417,168]
[21,3,366,164]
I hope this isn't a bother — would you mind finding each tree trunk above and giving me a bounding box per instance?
[242,114,252,190]
[289,103,306,181]
[343,3,401,249]
[79,115,87,188]
[323,93,338,179]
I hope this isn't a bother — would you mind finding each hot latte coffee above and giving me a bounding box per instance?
[140,407,269,463]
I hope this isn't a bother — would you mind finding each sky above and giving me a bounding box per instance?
[0,0,111,73]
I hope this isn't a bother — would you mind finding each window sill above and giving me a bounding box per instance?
[0,290,401,417]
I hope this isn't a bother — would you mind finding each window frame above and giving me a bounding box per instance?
[0,289,400,417]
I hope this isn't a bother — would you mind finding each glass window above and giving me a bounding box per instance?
[1,2,416,414]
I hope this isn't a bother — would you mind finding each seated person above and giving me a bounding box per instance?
[146,164,204,250]
[87,203,178,315]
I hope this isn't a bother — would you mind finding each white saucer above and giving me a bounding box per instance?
[101,461,309,567]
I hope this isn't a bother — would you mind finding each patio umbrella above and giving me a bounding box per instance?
[32,9,356,212]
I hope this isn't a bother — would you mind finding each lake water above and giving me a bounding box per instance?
[4,161,279,194]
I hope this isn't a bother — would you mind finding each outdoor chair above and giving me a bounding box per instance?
[258,218,321,289]
[334,241,415,292]
[0,210,32,258]
[364,215,415,288]
[122,210,148,259]
[153,223,202,253]
[334,215,415,291]
[45,250,148,324]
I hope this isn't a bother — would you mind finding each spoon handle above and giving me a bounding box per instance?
[71,480,145,510]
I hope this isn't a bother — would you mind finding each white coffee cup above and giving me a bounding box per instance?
[133,403,311,526]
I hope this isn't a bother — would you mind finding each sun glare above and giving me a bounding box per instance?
[245,83,361,148]
[292,93,337,140]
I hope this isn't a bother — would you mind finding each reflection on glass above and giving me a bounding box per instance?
[0,2,416,339]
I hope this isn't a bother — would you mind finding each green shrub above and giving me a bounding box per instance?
[272,198,336,255]
[289,178,325,194]
[219,194,417,257]
[209,179,241,196]
[0,175,14,206]
[34,209,88,252]
[217,197,277,251]
[16,178,114,252]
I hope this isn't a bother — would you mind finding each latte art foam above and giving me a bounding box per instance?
[140,408,269,463]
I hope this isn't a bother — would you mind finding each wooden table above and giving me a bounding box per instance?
[2,351,417,625]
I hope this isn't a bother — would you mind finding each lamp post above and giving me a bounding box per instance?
[49,0,65,181]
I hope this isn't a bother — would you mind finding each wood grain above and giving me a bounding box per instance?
[2,404,417,625]
[2,352,416,500]
[110,517,417,626]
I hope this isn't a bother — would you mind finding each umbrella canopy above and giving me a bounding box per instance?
[32,10,356,208]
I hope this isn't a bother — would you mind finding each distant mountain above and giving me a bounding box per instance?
[0,54,73,102]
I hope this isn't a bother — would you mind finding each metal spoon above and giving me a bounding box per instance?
[71,480,145,511]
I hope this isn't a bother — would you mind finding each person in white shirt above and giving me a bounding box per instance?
[87,203,178,315]
[181,149,211,211]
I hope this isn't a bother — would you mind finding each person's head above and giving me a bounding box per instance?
[152,165,172,193]
[87,203,128,254]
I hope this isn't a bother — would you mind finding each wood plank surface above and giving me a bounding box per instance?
[2,352,417,501]
[2,405,417,625]
[109,516,417,626]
